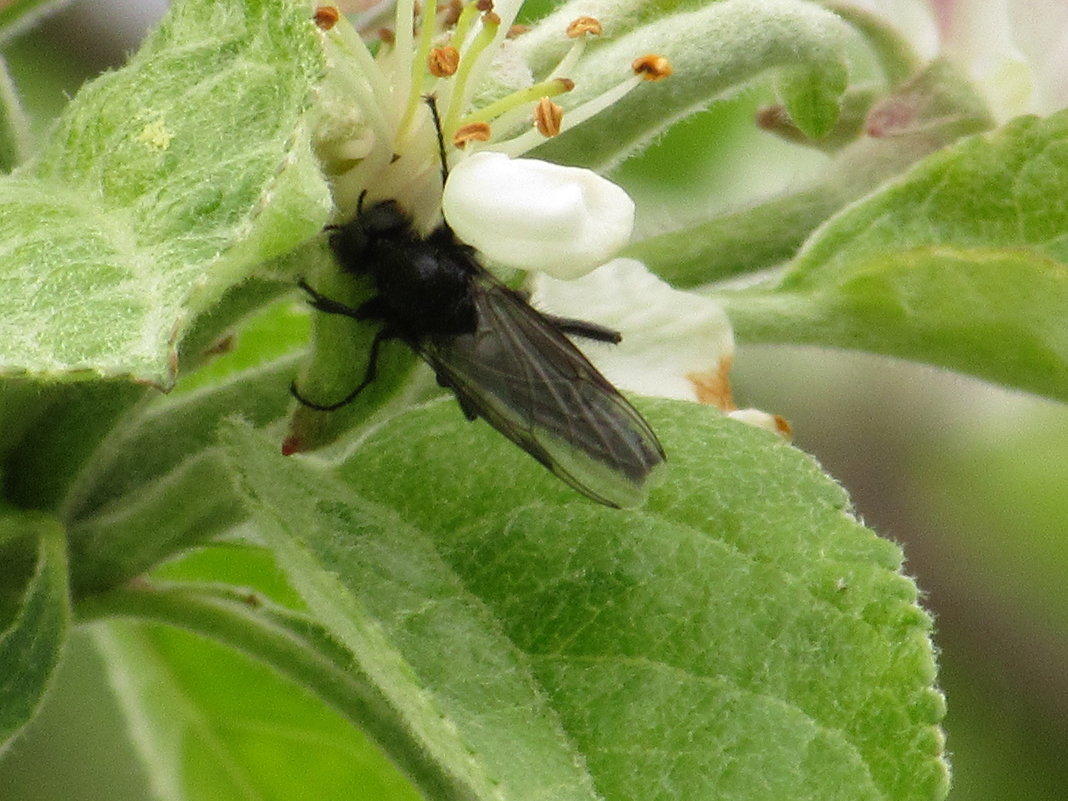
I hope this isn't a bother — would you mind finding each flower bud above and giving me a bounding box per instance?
[442,151,634,277]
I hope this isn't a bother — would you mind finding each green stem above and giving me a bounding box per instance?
[625,188,847,288]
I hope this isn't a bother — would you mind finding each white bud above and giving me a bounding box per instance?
[442,151,634,277]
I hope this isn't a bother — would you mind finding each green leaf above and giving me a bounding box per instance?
[62,353,300,594]
[0,0,331,387]
[0,512,69,751]
[723,111,1068,401]
[80,544,422,801]
[91,619,422,801]
[626,59,994,286]
[775,60,847,140]
[524,0,850,170]
[224,400,948,801]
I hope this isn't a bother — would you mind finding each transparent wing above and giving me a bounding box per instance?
[418,277,666,508]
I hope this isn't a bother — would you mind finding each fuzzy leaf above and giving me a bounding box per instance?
[224,399,947,801]
[0,0,331,386]
[723,111,1068,401]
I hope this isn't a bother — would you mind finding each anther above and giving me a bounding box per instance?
[476,0,493,11]
[567,16,602,38]
[631,54,673,81]
[534,97,564,137]
[507,24,530,38]
[453,121,492,148]
[441,0,463,26]
[429,46,460,77]
[313,6,340,30]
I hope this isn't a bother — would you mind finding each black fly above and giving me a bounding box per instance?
[292,102,665,507]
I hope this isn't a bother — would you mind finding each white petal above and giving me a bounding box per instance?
[442,152,634,277]
[530,258,734,401]
[728,408,793,439]
[835,0,939,59]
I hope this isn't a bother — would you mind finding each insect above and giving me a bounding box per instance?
[292,106,665,507]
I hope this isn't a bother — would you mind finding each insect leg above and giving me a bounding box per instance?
[298,279,386,321]
[542,314,623,344]
[290,326,397,411]
[424,94,449,188]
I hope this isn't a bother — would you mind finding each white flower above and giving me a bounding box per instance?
[317,1,671,231]
[307,1,789,437]
[442,152,634,277]
[532,258,733,401]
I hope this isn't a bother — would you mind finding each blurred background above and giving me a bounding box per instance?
[0,1,1066,799]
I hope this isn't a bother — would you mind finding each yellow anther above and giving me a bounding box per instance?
[534,97,564,137]
[428,46,460,77]
[453,121,492,147]
[631,54,673,81]
[567,16,602,38]
[313,6,340,30]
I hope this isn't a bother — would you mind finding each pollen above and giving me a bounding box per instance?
[632,54,673,81]
[452,121,492,147]
[428,46,460,77]
[567,16,603,38]
[313,6,340,30]
[534,98,564,137]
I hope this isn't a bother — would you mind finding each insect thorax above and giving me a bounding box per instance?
[331,200,477,338]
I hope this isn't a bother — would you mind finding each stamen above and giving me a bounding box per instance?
[329,17,396,145]
[441,0,463,26]
[428,46,460,77]
[632,54,673,81]
[460,76,573,125]
[407,0,442,103]
[392,0,418,119]
[446,1,481,52]
[453,121,492,147]
[507,24,529,38]
[549,16,603,80]
[313,6,340,30]
[533,97,563,137]
[566,16,602,38]
[441,10,501,132]
[495,55,671,157]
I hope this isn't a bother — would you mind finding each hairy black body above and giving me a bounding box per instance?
[293,198,665,507]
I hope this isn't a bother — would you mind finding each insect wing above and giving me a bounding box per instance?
[420,277,665,508]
